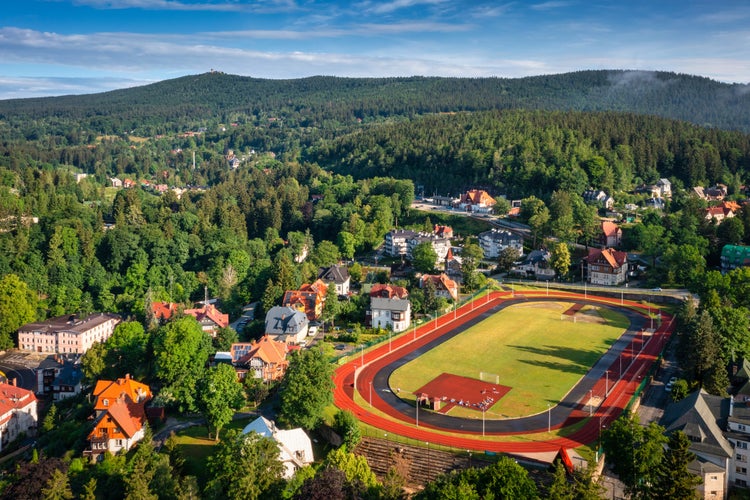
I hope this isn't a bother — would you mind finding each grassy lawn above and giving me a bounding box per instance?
[388,301,628,418]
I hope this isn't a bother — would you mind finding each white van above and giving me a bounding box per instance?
[308,325,318,337]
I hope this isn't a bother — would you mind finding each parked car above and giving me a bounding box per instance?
[665,377,677,392]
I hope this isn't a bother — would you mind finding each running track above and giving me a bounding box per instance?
[332,290,674,453]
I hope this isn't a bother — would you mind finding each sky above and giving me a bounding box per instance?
[1,0,749,100]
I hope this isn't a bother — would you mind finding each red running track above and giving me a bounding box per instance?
[332,290,674,453]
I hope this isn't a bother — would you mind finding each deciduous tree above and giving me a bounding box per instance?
[278,348,334,430]
[198,363,245,440]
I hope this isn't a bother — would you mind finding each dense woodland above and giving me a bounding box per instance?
[1,71,750,497]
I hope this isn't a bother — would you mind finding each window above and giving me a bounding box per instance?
[740,441,749,449]
[736,479,747,487]
[741,424,747,432]
[736,466,747,474]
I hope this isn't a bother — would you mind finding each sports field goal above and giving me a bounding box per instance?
[479,372,500,384]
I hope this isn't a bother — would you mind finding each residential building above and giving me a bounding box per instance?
[583,189,614,209]
[385,229,418,257]
[0,381,37,453]
[705,205,736,223]
[183,303,229,337]
[264,306,309,344]
[36,354,83,401]
[151,301,179,322]
[721,245,750,273]
[85,375,152,461]
[478,229,523,259]
[369,283,409,299]
[512,249,555,280]
[445,248,463,281]
[433,224,454,239]
[419,273,459,301]
[600,221,622,248]
[407,233,452,262]
[318,265,351,297]
[282,280,328,320]
[583,248,628,286]
[231,336,290,382]
[657,178,672,198]
[18,313,121,355]
[242,416,314,479]
[459,190,496,213]
[369,297,411,332]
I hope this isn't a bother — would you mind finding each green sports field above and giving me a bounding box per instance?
[388,301,629,418]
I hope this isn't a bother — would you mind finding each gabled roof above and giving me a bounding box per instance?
[736,358,750,381]
[236,336,289,366]
[660,389,732,459]
[318,265,350,285]
[585,247,627,269]
[601,221,621,238]
[0,382,36,416]
[371,296,411,312]
[151,301,178,321]
[183,303,229,329]
[264,306,308,336]
[369,283,409,299]
[460,189,496,206]
[420,273,458,300]
[92,376,152,412]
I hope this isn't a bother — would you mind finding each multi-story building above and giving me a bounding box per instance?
[419,273,459,301]
[478,229,523,259]
[18,313,121,355]
[0,381,37,453]
[369,297,411,333]
[231,336,290,382]
[385,229,418,258]
[583,248,628,286]
[407,234,452,262]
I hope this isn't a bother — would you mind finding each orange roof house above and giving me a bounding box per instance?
[151,301,179,321]
[584,248,628,286]
[459,190,496,211]
[433,224,454,239]
[231,337,290,382]
[369,283,409,299]
[420,273,459,301]
[183,303,229,337]
[86,375,152,461]
[0,382,38,453]
[600,221,622,248]
[282,280,328,321]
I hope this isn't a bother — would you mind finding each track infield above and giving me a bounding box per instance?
[415,373,512,414]
[388,301,629,418]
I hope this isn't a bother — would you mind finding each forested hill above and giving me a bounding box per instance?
[0,70,749,134]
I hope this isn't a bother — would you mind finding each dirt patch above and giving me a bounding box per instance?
[415,373,511,414]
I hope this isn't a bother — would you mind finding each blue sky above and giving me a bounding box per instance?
[1,0,748,100]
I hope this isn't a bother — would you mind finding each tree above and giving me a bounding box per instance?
[104,321,150,379]
[204,429,284,500]
[333,410,361,451]
[244,375,270,406]
[81,341,107,384]
[651,431,702,499]
[550,242,571,279]
[460,242,484,292]
[683,310,729,395]
[293,466,366,500]
[324,447,380,491]
[42,468,73,500]
[312,240,341,267]
[278,348,334,430]
[213,326,239,352]
[496,246,521,274]
[152,316,214,412]
[412,241,437,273]
[198,363,246,440]
[0,273,37,349]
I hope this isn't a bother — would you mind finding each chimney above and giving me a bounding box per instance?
[125,373,130,380]
[12,378,16,386]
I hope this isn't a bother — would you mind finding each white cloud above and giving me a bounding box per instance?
[530,1,572,11]
[69,0,296,13]
[358,0,449,15]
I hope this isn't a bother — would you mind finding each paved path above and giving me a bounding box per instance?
[333,290,674,453]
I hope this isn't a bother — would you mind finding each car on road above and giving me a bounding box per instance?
[335,344,346,351]
[651,287,662,292]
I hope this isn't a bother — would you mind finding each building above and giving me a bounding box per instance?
[657,178,672,198]
[583,248,628,286]
[407,234,452,262]
[0,381,37,453]
[478,229,523,259]
[419,273,459,301]
[433,224,454,239]
[511,249,555,280]
[18,313,121,354]
[369,297,411,333]
[264,306,309,344]
[600,221,622,248]
[282,280,328,320]
[583,189,614,209]
[231,336,289,382]
[183,303,229,337]
[705,205,736,223]
[721,245,750,273]
[369,283,409,299]
[318,265,351,297]
[385,229,418,258]
[151,301,179,322]
[85,375,152,461]
[459,190,496,213]
[242,416,314,479]
[36,354,83,401]
[661,389,731,499]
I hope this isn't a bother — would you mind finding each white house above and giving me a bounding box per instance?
[370,297,411,333]
[478,229,523,259]
[318,265,351,297]
[242,416,314,479]
[0,382,37,453]
[385,229,418,258]
[407,234,452,262]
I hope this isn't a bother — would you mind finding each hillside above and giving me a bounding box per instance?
[0,70,749,133]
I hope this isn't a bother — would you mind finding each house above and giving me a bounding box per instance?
[151,301,179,322]
[431,195,457,207]
[231,336,289,382]
[511,249,555,281]
[282,280,328,321]
[419,273,459,301]
[721,245,750,273]
[433,224,454,239]
[0,381,37,453]
[660,389,731,498]
[705,206,736,223]
[264,306,309,344]
[18,313,121,355]
[407,234,452,262]
[444,248,463,281]
[459,190,496,213]
[242,416,314,479]
[657,178,672,198]
[36,354,83,401]
[583,189,614,209]
[385,229,418,258]
[583,248,628,286]
[368,297,411,332]
[318,265,350,298]
[109,177,123,188]
[85,375,152,461]
[600,221,622,248]
[183,303,229,337]
[369,283,409,299]
[478,229,523,259]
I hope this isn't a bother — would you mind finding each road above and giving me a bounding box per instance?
[0,352,38,392]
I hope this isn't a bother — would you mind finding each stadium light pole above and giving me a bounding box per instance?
[360,344,364,365]
[548,403,551,432]
[605,370,609,396]
[482,408,486,437]
[369,382,372,406]
[589,389,593,416]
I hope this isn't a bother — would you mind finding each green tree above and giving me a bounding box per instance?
[333,410,361,451]
[460,242,484,292]
[412,241,437,273]
[204,429,284,500]
[313,240,341,268]
[550,242,571,279]
[104,321,150,379]
[278,348,334,430]
[198,363,246,440]
[651,431,702,499]
[0,274,38,349]
[324,447,379,490]
[152,316,214,412]
[213,326,239,352]
[496,246,521,274]
[42,468,73,500]
[81,341,107,384]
